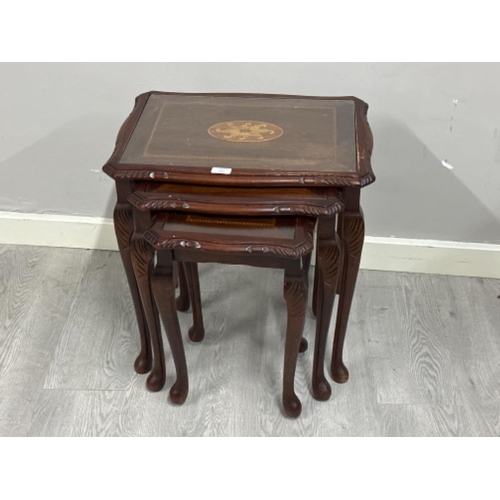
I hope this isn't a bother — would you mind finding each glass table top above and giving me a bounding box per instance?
[119,94,357,173]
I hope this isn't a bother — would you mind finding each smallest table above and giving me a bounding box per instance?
[145,212,317,417]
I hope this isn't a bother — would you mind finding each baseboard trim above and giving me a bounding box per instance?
[0,212,118,251]
[361,236,500,279]
[1,211,499,279]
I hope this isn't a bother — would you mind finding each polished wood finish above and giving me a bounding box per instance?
[313,216,342,399]
[175,262,190,312]
[130,207,199,388]
[119,94,357,173]
[146,213,316,417]
[331,188,365,383]
[103,91,374,414]
[145,212,315,259]
[128,183,344,347]
[151,251,189,404]
[103,91,374,188]
[184,262,205,343]
[129,182,344,217]
[312,261,321,317]
[113,180,152,374]
[129,209,163,388]
[282,260,309,418]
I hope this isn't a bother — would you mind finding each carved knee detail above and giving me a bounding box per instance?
[113,203,134,250]
[317,236,341,290]
[284,276,308,317]
[130,237,154,279]
[341,211,365,260]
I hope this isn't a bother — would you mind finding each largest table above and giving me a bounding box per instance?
[103,91,375,388]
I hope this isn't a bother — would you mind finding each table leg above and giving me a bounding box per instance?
[176,263,191,312]
[302,253,312,275]
[331,188,364,383]
[130,209,165,391]
[283,261,308,418]
[113,181,152,374]
[312,253,320,317]
[184,262,205,342]
[312,216,341,400]
[153,251,189,405]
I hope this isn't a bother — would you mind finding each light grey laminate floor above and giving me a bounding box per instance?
[0,244,499,436]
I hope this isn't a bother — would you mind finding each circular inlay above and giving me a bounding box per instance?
[208,121,283,143]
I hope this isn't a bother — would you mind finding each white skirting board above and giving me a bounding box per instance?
[1,211,500,279]
[0,212,119,252]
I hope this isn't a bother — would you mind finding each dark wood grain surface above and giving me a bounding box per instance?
[143,213,316,417]
[129,182,344,216]
[144,212,315,259]
[103,91,374,188]
[101,91,375,416]
[120,94,356,170]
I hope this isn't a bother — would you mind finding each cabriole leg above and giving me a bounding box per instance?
[176,262,191,312]
[113,181,152,374]
[184,262,205,342]
[129,218,164,391]
[153,252,189,405]
[331,188,365,383]
[313,216,342,400]
[282,261,308,418]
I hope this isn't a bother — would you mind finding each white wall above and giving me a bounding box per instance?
[1,62,500,243]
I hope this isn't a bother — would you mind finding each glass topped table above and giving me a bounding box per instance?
[103,91,374,393]
[104,91,373,186]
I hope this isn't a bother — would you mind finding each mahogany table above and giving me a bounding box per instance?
[146,212,316,417]
[103,91,374,391]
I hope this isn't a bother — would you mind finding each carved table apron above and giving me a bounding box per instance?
[103,91,375,385]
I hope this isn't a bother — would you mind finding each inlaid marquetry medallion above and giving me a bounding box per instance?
[207,121,284,143]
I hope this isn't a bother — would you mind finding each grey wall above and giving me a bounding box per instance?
[1,62,500,243]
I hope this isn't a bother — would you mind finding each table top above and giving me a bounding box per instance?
[128,182,344,217]
[145,212,315,259]
[103,92,374,188]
